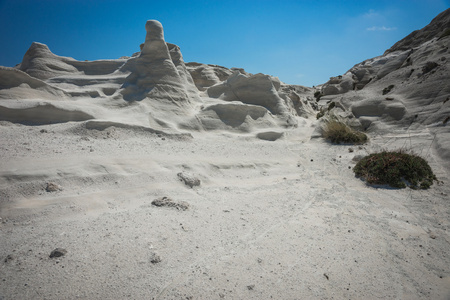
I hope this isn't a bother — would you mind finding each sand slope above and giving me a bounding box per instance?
[1,122,450,299]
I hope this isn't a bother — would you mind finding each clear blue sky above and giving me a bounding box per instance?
[0,0,448,87]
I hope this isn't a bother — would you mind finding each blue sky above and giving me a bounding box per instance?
[0,0,448,87]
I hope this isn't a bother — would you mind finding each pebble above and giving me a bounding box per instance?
[49,248,67,258]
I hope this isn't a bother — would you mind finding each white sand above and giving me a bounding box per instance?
[1,120,449,299]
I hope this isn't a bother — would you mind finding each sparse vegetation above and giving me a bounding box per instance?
[316,102,336,119]
[322,119,368,144]
[444,116,450,125]
[439,28,450,40]
[316,109,325,119]
[353,150,437,189]
[382,85,395,95]
[422,61,439,74]
[314,91,322,101]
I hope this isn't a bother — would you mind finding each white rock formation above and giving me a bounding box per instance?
[120,20,198,103]
[186,62,234,91]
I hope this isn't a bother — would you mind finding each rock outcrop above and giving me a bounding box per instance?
[0,19,315,132]
[120,20,198,102]
[207,72,291,116]
[19,42,80,80]
[18,42,125,80]
[320,8,450,97]
[186,62,244,91]
[316,9,450,164]
[385,8,450,54]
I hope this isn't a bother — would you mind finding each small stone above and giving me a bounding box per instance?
[151,197,189,211]
[49,248,67,258]
[177,172,200,188]
[247,285,255,290]
[4,254,14,263]
[40,129,48,133]
[45,182,61,192]
[150,253,161,264]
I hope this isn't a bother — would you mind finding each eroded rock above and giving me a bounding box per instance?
[177,172,200,188]
[151,196,189,210]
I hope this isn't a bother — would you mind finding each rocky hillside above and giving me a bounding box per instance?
[385,8,450,54]
[0,10,449,153]
[316,8,450,164]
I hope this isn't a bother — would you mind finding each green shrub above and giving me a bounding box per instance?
[314,91,322,101]
[382,85,395,95]
[328,102,336,110]
[322,120,367,144]
[316,110,325,119]
[353,150,437,189]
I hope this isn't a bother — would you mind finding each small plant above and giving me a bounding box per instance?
[444,116,450,125]
[422,61,439,74]
[353,150,437,189]
[327,102,336,110]
[439,28,450,40]
[322,119,368,144]
[316,109,325,119]
[314,91,323,101]
[382,85,395,95]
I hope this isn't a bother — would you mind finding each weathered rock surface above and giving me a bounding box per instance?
[120,20,197,102]
[177,172,201,188]
[207,72,290,115]
[317,8,450,163]
[151,196,189,210]
[0,102,94,125]
[49,248,67,258]
[385,8,450,54]
[0,19,317,134]
[186,62,234,91]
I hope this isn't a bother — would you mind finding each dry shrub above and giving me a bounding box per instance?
[322,120,367,144]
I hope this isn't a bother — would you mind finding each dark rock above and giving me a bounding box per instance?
[151,196,189,210]
[150,253,161,264]
[4,254,14,263]
[45,182,61,192]
[49,248,67,258]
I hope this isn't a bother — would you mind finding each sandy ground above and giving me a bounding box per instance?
[1,120,449,300]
